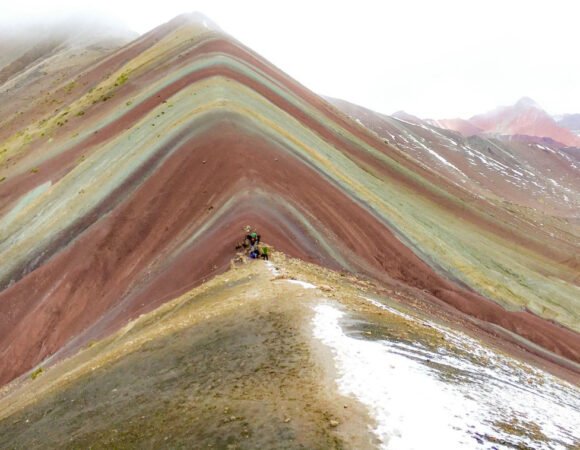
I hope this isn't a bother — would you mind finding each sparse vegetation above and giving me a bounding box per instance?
[64,81,77,93]
[94,93,114,103]
[114,72,129,87]
[30,367,44,380]
[491,417,550,445]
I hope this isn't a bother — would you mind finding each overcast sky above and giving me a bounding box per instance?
[1,0,578,118]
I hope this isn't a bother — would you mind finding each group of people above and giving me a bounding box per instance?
[239,228,269,260]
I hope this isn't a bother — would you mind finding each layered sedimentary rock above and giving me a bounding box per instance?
[330,98,580,217]
[0,13,578,387]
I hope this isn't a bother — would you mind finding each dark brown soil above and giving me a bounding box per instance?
[0,266,374,449]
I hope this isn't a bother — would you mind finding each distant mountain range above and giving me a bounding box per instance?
[330,97,579,219]
[422,98,580,148]
[554,113,580,136]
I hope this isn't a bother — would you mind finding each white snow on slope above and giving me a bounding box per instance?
[286,279,316,289]
[265,261,280,275]
[404,133,467,177]
[313,302,580,450]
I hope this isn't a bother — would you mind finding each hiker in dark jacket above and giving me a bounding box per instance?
[245,232,260,248]
[245,232,259,258]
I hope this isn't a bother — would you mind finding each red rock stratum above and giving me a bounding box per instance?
[0,14,579,387]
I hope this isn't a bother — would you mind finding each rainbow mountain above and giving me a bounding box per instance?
[0,13,578,449]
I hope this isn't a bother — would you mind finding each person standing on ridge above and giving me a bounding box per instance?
[260,245,269,260]
[237,227,264,259]
[246,231,261,259]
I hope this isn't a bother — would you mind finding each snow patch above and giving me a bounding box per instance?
[286,279,316,289]
[405,133,467,177]
[313,302,580,450]
[265,261,280,276]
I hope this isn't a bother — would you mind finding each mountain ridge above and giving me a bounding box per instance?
[1,13,579,388]
[425,97,580,148]
[0,13,579,449]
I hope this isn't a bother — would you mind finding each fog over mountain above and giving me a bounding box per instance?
[1,0,578,118]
